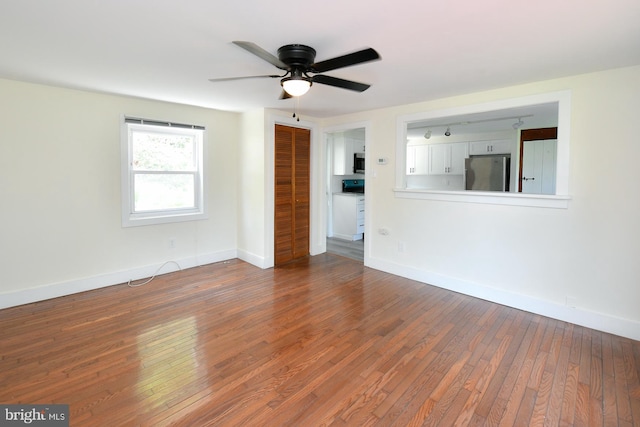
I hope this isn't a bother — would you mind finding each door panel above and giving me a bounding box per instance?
[518,127,557,194]
[522,139,557,194]
[293,130,310,258]
[274,124,310,265]
[540,139,557,194]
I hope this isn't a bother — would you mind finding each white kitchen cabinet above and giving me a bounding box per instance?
[351,137,366,153]
[332,133,352,175]
[406,144,429,175]
[428,142,468,175]
[332,193,364,241]
[469,139,513,156]
[333,133,366,175]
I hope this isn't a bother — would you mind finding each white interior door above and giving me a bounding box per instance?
[522,139,557,194]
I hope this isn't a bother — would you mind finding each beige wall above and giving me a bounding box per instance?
[0,78,239,306]
[237,109,267,266]
[319,65,640,339]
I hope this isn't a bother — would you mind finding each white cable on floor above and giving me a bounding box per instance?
[127,260,182,288]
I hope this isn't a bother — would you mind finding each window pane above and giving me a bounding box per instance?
[132,131,195,171]
[134,174,195,212]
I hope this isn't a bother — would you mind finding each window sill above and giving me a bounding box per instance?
[122,211,207,227]
[393,188,571,208]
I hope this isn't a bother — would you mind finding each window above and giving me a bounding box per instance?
[121,117,206,227]
[395,91,571,208]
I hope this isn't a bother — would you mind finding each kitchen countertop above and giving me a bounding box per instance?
[334,192,364,196]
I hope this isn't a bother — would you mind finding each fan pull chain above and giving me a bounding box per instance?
[292,97,300,122]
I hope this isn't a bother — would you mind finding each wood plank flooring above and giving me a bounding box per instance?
[1,254,639,426]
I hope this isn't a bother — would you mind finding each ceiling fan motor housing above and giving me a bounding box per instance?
[277,44,317,69]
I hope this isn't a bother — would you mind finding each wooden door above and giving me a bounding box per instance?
[274,124,310,265]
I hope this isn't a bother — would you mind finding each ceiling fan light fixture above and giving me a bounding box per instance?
[281,77,312,97]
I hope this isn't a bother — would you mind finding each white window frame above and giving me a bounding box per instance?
[121,116,206,227]
[394,91,572,209]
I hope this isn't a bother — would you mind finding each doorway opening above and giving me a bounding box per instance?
[325,126,366,262]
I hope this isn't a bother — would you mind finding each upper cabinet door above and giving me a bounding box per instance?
[428,142,468,174]
[333,132,366,175]
[406,144,429,175]
[469,139,513,156]
[332,133,353,175]
[448,142,468,175]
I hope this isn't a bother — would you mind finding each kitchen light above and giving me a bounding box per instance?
[512,117,524,129]
[424,129,432,139]
[444,127,451,136]
[281,76,312,97]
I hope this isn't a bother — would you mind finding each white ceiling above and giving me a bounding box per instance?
[1,0,639,118]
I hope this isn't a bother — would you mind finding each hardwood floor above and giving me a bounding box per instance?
[1,254,639,426]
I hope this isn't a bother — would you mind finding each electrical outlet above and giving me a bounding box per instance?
[398,241,405,252]
[378,228,389,235]
[169,238,176,249]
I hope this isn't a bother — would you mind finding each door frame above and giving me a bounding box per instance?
[322,120,372,264]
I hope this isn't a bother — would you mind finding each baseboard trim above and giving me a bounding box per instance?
[237,249,270,269]
[0,249,237,310]
[366,257,640,341]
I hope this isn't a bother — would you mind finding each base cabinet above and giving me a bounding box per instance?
[332,193,365,241]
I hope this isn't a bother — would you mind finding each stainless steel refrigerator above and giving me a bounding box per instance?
[465,155,511,192]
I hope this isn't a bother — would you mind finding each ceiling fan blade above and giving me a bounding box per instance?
[232,41,288,70]
[208,74,281,82]
[310,48,380,73]
[311,75,371,92]
[279,90,292,100]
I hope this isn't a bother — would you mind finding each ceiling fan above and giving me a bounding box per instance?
[209,41,380,99]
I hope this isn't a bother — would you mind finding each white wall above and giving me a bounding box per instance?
[319,65,640,340]
[237,109,267,267]
[0,78,239,307]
